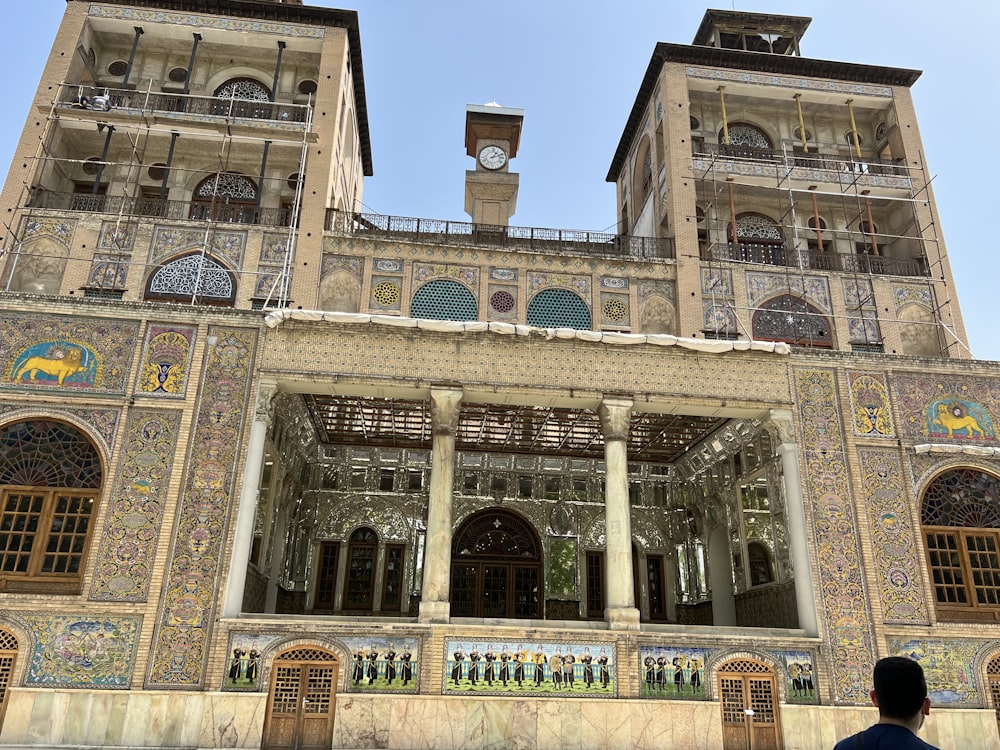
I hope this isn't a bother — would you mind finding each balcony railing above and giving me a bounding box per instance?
[702,242,929,277]
[59,85,310,125]
[326,210,674,260]
[27,189,295,227]
[697,142,908,177]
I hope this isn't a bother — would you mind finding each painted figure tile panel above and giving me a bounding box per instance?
[857,447,928,624]
[344,636,419,693]
[2,316,139,394]
[147,327,256,687]
[444,640,615,697]
[135,325,195,398]
[638,646,708,699]
[223,633,282,691]
[848,371,895,438]
[894,373,998,443]
[23,614,140,688]
[795,368,874,705]
[888,639,985,706]
[90,410,183,602]
[775,650,818,704]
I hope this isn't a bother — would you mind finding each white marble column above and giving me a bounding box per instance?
[599,397,640,630]
[222,381,277,617]
[418,388,463,624]
[770,408,819,637]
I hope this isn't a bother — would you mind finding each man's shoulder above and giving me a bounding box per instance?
[834,725,940,749]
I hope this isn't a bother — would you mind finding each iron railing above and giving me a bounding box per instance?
[326,210,674,260]
[696,142,908,177]
[60,85,310,125]
[27,189,295,227]
[702,242,929,277]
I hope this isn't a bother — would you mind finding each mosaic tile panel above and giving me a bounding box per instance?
[98,221,137,252]
[412,262,478,287]
[857,447,928,624]
[20,217,74,246]
[701,268,733,296]
[148,326,257,687]
[638,646,708,699]
[136,325,195,398]
[888,638,987,706]
[686,66,893,98]
[89,5,326,37]
[847,371,894,437]
[490,267,517,282]
[527,272,591,297]
[747,272,831,312]
[222,633,282,691]
[795,368,874,704]
[892,284,933,313]
[22,614,141,688]
[88,256,128,289]
[775,650,818,704]
[893,373,999,443]
[322,253,364,279]
[601,276,628,290]
[344,637,419,693]
[703,302,736,332]
[638,279,676,304]
[842,278,874,309]
[374,258,403,273]
[847,313,881,344]
[260,235,291,264]
[1,315,139,395]
[0,404,119,455]
[444,639,615,697]
[150,227,246,268]
[90,409,183,602]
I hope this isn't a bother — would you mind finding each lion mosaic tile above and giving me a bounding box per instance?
[148,326,256,687]
[892,373,998,443]
[795,368,874,704]
[2,315,139,395]
[90,409,183,602]
[857,447,928,623]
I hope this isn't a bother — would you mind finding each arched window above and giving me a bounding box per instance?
[526,289,592,330]
[213,77,272,118]
[720,123,774,159]
[451,509,542,618]
[0,420,102,593]
[633,137,653,208]
[747,542,774,586]
[922,468,1000,622]
[752,294,832,348]
[409,279,478,322]
[988,653,1000,735]
[145,253,237,306]
[190,172,259,224]
[729,213,785,265]
[343,527,377,611]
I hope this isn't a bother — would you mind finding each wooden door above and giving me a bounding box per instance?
[718,659,781,750]
[0,629,18,730]
[263,648,338,750]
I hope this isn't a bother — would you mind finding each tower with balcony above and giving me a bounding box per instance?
[609,9,968,358]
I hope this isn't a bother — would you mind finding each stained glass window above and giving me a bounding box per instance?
[214,77,271,102]
[751,295,832,347]
[147,254,236,304]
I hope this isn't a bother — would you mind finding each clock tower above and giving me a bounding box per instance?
[464,102,524,227]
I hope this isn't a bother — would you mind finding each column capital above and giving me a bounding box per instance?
[255,382,279,425]
[598,397,633,442]
[430,388,463,437]
[768,408,796,444]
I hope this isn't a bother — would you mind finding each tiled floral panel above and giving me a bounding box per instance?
[0,403,119,457]
[700,269,732,296]
[150,226,246,269]
[746,272,831,313]
[892,373,998,443]
[848,371,894,437]
[2,316,138,394]
[90,409,183,602]
[413,262,478,287]
[21,217,74,246]
[638,646,708,699]
[795,368,874,704]
[444,640,615,697]
[887,638,987,706]
[322,253,364,279]
[135,325,196,398]
[23,614,141,688]
[527,272,591,297]
[222,633,282,691]
[89,4,327,38]
[147,327,256,687]
[857,447,928,624]
[345,637,419,693]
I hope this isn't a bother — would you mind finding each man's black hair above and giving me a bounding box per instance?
[873,656,927,720]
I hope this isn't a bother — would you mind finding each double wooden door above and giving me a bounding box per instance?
[263,648,338,750]
[718,659,781,750]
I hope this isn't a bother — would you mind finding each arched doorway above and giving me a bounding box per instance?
[0,628,18,731]
[262,646,338,750]
[752,294,833,348]
[718,658,782,750]
[190,172,259,223]
[450,509,542,618]
[988,653,1000,737]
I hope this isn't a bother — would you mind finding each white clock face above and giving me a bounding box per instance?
[478,145,507,170]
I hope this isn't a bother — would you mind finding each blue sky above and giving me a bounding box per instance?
[7,1,998,360]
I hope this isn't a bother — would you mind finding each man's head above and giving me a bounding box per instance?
[871,656,930,722]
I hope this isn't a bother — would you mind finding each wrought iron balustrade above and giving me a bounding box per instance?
[702,242,929,277]
[59,85,310,125]
[697,142,907,176]
[26,189,296,227]
[326,210,674,260]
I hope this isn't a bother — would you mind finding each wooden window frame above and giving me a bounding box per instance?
[342,529,377,611]
[313,541,339,611]
[0,487,97,594]
[585,550,605,618]
[381,543,405,611]
[925,526,1000,622]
